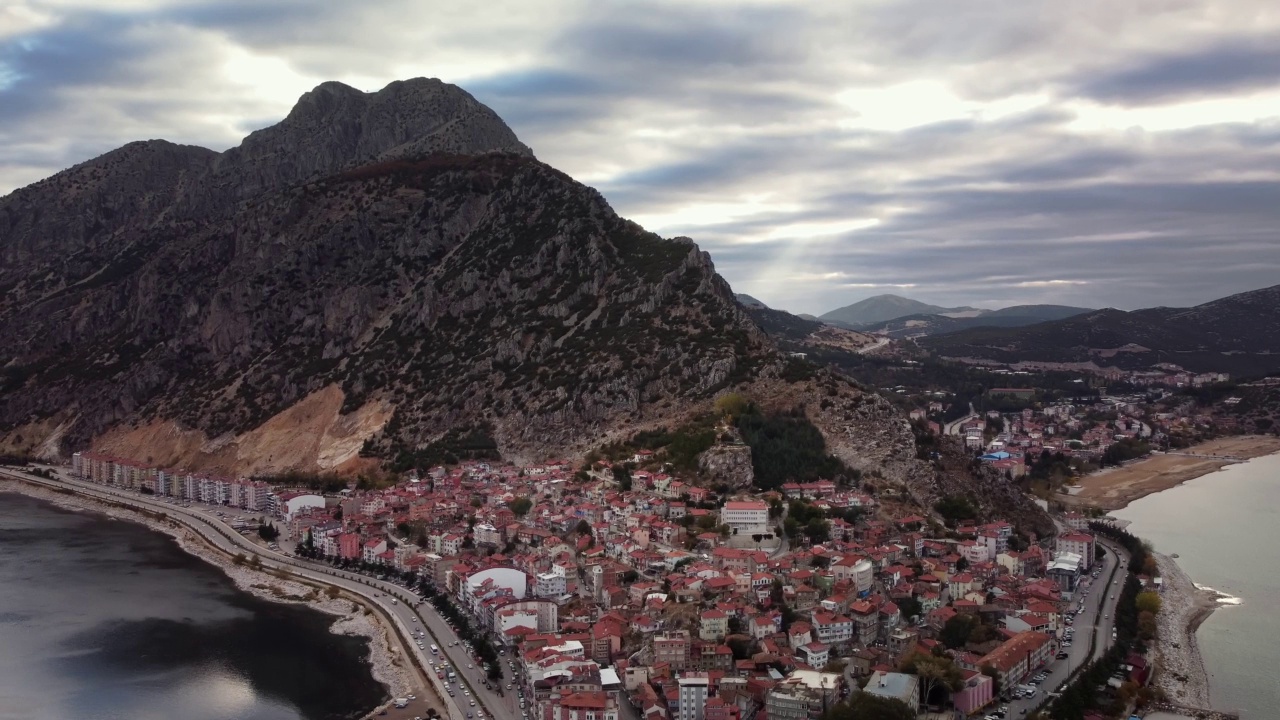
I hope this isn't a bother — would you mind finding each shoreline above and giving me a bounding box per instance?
[1064,435,1280,511]
[0,475,412,707]
[1151,552,1231,710]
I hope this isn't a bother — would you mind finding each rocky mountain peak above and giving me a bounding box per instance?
[210,77,532,202]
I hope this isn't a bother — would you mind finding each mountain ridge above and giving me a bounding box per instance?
[921,285,1280,375]
[820,294,981,327]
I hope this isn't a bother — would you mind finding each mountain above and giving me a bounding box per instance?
[860,304,1093,338]
[982,304,1093,322]
[742,305,880,354]
[0,79,777,473]
[820,294,980,328]
[735,293,768,309]
[0,78,934,497]
[921,285,1280,375]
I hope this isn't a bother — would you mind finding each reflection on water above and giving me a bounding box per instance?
[0,492,386,720]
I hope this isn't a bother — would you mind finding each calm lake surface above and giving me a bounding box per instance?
[1113,451,1280,716]
[0,492,386,720]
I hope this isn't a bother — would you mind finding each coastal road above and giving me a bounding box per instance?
[2,467,513,720]
[1002,539,1130,717]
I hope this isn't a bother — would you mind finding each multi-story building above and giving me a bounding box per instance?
[978,631,1054,688]
[811,611,853,647]
[536,567,568,598]
[764,671,840,720]
[677,674,712,720]
[721,501,769,537]
[654,631,691,671]
[549,692,619,720]
[1056,533,1095,570]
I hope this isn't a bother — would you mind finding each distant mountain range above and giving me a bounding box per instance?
[820,294,982,327]
[921,285,1280,376]
[861,304,1095,338]
[735,293,768,309]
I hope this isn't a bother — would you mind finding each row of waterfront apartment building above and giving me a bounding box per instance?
[72,451,279,513]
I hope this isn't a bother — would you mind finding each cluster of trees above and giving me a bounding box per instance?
[820,693,915,720]
[507,496,533,517]
[782,499,831,544]
[258,522,280,541]
[933,495,977,525]
[1100,438,1151,468]
[937,615,998,649]
[252,471,349,494]
[735,405,857,490]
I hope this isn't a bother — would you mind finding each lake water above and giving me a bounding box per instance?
[0,492,386,720]
[1113,451,1280,716]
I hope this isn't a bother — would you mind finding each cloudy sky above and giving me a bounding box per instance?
[3,1,1280,315]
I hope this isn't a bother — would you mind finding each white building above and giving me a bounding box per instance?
[1056,533,1095,570]
[282,493,325,520]
[535,566,568,598]
[721,501,769,536]
[677,674,711,720]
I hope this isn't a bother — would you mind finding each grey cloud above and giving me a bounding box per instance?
[1072,38,1280,104]
[4,0,1280,315]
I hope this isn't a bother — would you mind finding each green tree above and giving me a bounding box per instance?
[900,651,964,709]
[508,496,533,517]
[611,464,633,491]
[257,523,280,542]
[1135,591,1162,615]
[575,519,593,535]
[715,393,751,420]
[822,693,915,720]
[939,615,978,649]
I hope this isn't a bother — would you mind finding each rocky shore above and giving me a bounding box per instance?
[0,476,413,701]
[1152,552,1218,708]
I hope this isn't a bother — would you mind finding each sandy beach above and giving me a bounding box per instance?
[0,476,414,702]
[1063,435,1280,511]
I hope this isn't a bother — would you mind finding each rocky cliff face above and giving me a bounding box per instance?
[0,79,775,470]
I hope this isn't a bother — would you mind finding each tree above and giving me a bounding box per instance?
[611,464,632,491]
[822,693,914,720]
[900,651,965,709]
[508,496,533,517]
[727,637,753,660]
[715,393,751,420]
[258,523,280,541]
[804,517,830,544]
[939,615,978,649]
[1135,591,1162,615]
[575,519,593,536]
[896,596,922,623]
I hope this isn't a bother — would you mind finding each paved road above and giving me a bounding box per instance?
[1001,540,1130,718]
[857,337,891,355]
[2,467,518,720]
[944,407,978,437]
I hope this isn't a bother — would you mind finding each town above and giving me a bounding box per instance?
[68,446,1160,720]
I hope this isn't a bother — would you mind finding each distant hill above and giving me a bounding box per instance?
[742,305,878,353]
[921,285,1280,376]
[735,293,769,309]
[982,304,1093,321]
[863,304,1093,338]
[820,294,980,327]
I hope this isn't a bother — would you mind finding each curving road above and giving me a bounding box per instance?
[1,467,520,720]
